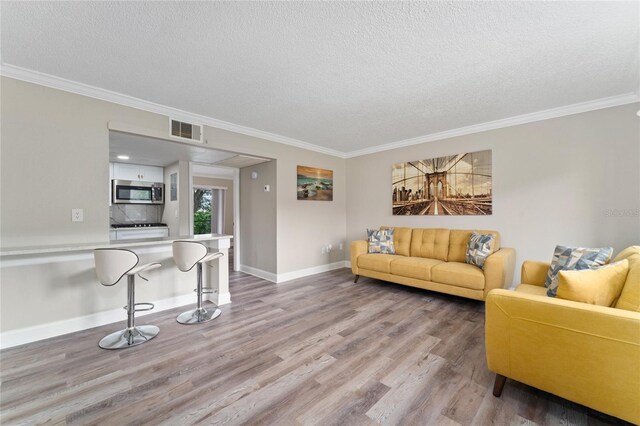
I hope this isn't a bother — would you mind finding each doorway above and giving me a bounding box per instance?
[193,186,227,235]
[190,165,239,271]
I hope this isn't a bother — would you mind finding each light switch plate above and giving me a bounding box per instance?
[72,209,84,222]
[264,185,270,192]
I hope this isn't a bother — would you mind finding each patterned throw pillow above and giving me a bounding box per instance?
[465,232,495,269]
[545,245,613,297]
[367,228,395,254]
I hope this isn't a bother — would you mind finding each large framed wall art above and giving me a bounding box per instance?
[392,150,492,215]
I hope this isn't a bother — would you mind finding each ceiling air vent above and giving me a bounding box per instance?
[170,118,203,142]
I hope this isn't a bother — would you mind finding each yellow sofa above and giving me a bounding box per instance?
[350,228,516,301]
[486,246,640,424]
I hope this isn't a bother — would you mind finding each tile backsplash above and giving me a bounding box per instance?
[110,204,164,225]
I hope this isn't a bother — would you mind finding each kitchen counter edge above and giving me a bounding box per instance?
[0,234,233,257]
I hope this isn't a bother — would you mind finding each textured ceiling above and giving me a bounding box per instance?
[2,2,639,154]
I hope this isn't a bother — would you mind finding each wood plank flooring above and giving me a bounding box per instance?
[0,268,631,425]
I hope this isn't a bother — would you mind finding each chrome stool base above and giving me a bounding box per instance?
[98,325,159,349]
[177,307,221,325]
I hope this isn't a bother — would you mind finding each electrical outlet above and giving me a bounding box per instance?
[339,243,343,250]
[264,185,270,192]
[71,209,83,222]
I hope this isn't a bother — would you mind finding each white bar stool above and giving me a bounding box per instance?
[93,248,161,349]
[173,240,224,325]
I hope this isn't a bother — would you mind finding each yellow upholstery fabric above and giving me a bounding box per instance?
[557,260,629,307]
[381,226,413,257]
[409,228,450,261]
[486,289,640,424]
[521,260,550,286]
[350,240,368,275]
[390,256,443,281]
[431,262,485,290]
[615,252,640,312]
[357,253,399,274]
[613,245,640,262]
[448,229,501,263]
[483,248,517,298]
[515,283,548,297]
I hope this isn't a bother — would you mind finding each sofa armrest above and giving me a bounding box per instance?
[350,240,368,275]
[521,260,550,286]
[483,247,516,299]
[486,289,640,424]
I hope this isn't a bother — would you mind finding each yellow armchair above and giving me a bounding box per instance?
[486,256,640,424]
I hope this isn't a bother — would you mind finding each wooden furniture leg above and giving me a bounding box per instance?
[493,374,507,397]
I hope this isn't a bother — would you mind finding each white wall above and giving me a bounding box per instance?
[346,103,640,283]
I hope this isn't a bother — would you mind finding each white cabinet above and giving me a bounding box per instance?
[112,163,163,182]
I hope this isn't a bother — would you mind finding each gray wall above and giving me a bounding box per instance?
[346,103,640,283]
[240,161,278,273]
[0,76,346,275]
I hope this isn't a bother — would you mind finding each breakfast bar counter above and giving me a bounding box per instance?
[0,234,233,348]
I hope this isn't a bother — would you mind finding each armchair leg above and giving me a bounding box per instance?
[354,275,360,283]
[493,374,507,397]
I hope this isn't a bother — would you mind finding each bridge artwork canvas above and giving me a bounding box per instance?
[392,150,492,215]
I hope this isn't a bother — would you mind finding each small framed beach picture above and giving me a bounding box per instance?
[297,165,333,201]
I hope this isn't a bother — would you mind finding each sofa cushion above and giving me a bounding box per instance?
[448,229,501,263]
[556,260,629,306]
[390,257,444,281]
[515,284,548,297]
[432,262,485,290]
[615,252,640,312]
[367,229,395,254]
[613,246,640,262]
[357,254,399,274]
[545,245,613,297]
[410,228,450,261]
[382,226,412,257]
[465,232,495,269]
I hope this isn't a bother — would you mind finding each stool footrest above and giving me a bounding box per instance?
[193,287,216,294]
[123,302,155,312]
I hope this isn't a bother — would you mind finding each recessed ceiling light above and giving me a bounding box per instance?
[117,155,130,160]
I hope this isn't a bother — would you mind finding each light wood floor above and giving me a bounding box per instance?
[0,268,630,425]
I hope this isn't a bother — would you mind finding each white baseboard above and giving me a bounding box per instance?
[276,261,349,283]
[0,292,194,350]
[345,260,352,268]
[239,261,350,284]
[239,264,278,283]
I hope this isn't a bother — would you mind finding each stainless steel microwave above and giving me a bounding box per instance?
[112,180,164,204]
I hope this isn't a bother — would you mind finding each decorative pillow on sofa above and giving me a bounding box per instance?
[556,259,629,306]
[545,245,613,297]
[367,228,395,254]
[465,232,495,269]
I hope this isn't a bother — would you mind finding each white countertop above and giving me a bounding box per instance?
[0,234,233,257]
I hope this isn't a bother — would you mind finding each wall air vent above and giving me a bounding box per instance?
[170,118,203,143]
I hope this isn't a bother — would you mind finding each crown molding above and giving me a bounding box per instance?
[0,63,347,159]
[2,63,637,160]
[344,92,640,158]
